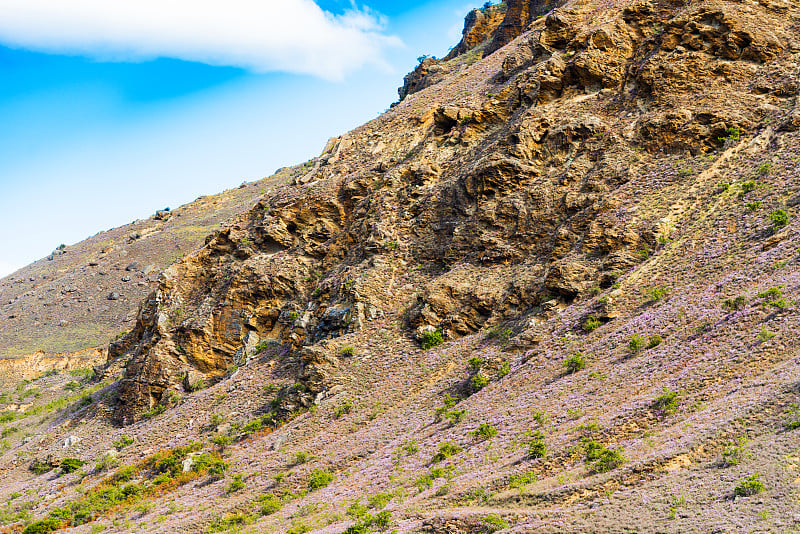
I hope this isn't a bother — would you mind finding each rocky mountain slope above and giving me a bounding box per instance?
[0,167,301,361]
[1,0,799,532]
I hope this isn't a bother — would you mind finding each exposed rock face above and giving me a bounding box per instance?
[488,0,562,53]
[113,0,799,424]
[444,3,508,61]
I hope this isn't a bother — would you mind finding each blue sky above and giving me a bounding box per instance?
[0,0,487,277]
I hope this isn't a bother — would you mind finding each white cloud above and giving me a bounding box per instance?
[0,0,401,79]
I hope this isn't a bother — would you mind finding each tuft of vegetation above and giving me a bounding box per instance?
[734,474,764,497]
[484,326,512,344]
[647,334,663,348]
[468,356,483,372]
[723,295,747,311]
[340,345,356,357]
[470,373,488,393]
[647,286,670,301]
[768,209,789,232]
[582,440,625,473]
[294,451,312,464]
[564,354,587,374]
[141,404,166,420]
[583,315,603,333]
[652,389,680,415]
[472,423,498,440]
[307,468,334,490]
[226,474,245,494]
[721,438,750,467]
[60,458,86,474]
[508,471,537,490]
[257,493,282,516]
[481,514,508,533]
[526,431,546,459]
[419,328,444,349]
[335,400,354,419]
[432,442,462,463]
[627,334,647,354]
[113,434,134,451]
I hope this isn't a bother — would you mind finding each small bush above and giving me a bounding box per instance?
[468,357,483,372]
[583,315,603,333]
[334,401,354,419]
[402,440,419,456]
[445,408,467,425]
[419,328,444,349]
[60,458,86,474]
[368,492,393,509]
[294,451,312,464]
[308,468,334,490]
[141,404,166,419]
[758,287,783,300]
[484,327,512,343]
[647,286,670,301]
[95,452,120,472]
[188,380,205,392]
[432,442,462,463]
[30,459,55,475]
[768,209,789,231]
[508,471,537,490]
[470,373,488,393]
[22,519,62,534]
[627,334,646,354]
[472,423,498,440]
[589,448,625,473]
[564,354,587,374]
[740,180,756,194]
[497,361,510,378]
[526,431,546,459]
[652,389,680,415]
[723,296,747,311]
[647,334,663,349]
[226,474,245,494]
[721,438,749,467]
[340,345,356,357]
[113,435,134,451]
[481,514,508,533]
[734,474,764,497]
[258,493,282,515]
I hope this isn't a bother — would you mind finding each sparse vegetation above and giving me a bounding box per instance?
[472,422,498,440]
[307,468,334,490]
[564,353,587,374]
[627,334,647,354]
[419,328,444,349]
[734,474,764,497]
[652,389,680,415]
[432,442,462,463]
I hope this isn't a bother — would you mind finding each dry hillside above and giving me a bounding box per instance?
[0,0,799,533]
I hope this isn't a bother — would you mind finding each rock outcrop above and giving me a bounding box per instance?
[111,0,799,429]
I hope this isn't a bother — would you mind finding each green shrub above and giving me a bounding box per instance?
[481,514,508,532]
[340,345,356,357]
[414,467,451,489]
[95,452,120,472]
[308,468,334,490]
[258,493,282,515]
[445,408,467,425]
[647,286,670,301]
[113,435,134,451]
[484,327,512,343]
[758,287,783,300]
[368,492,393,509]
[432,442,462,463]
[334,401,354,419]
[112,466,136,483]
[468,357,483,372]
[472,423,498,440]
[721,438,749,467]
[564,354,587,374]
[723,296,747,311]
[627,334,646,354]
[419,328,444,349]
[740,180,756,194]
[508,471,537,489]
[734,474,764,497]
[647,334,663,349]
[652,389,680,415]
[141,404,166,419]
[497,361,510,378]
[526,431,546,459]
[583,315,603,333]
[769,209,789,231]
[294,450,312,464]
[226,474,245,494]
[402,440,419,455]
[188,380,205,392]
[30,459,55,475]
[60,458,86,474]
[588,447,625,473]
[22,518,62,534]
[254,341,270,353]
[746,201,761,211]
[470,373,488,393]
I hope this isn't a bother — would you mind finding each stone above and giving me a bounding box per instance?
[63,435,82,449]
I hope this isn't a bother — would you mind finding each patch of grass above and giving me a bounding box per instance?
[508,471,537,490]
[414,467,452,490]
[334,400,354,419]
[340,345,356,357]
[647,286,670,301]
[368,492,393,510]
[60,458,86,474]
[564,354,587,374]
[445,407,467,425]
[723,295,747,311]
[484,326,512,344]
[647,334,663,348]
[419,328,444,349]
[526,431,546,459]
[472,423,498,440]
[734,474,764,497]
[113,435,134,451]
[141,404,166,420]
[257,493,282,516]
[468,356,483,372]
[721,438,750,467]
[469,373,488,393]
[627,334,646,354]
[582,315,603,333]
[307,468,334,490]
[652,389,680,415]
[225,474,245,494]
[402,440,419,456]
[768,209,789,232]
[431,442,462,463]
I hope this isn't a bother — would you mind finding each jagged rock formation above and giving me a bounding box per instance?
[112,0,799,426]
